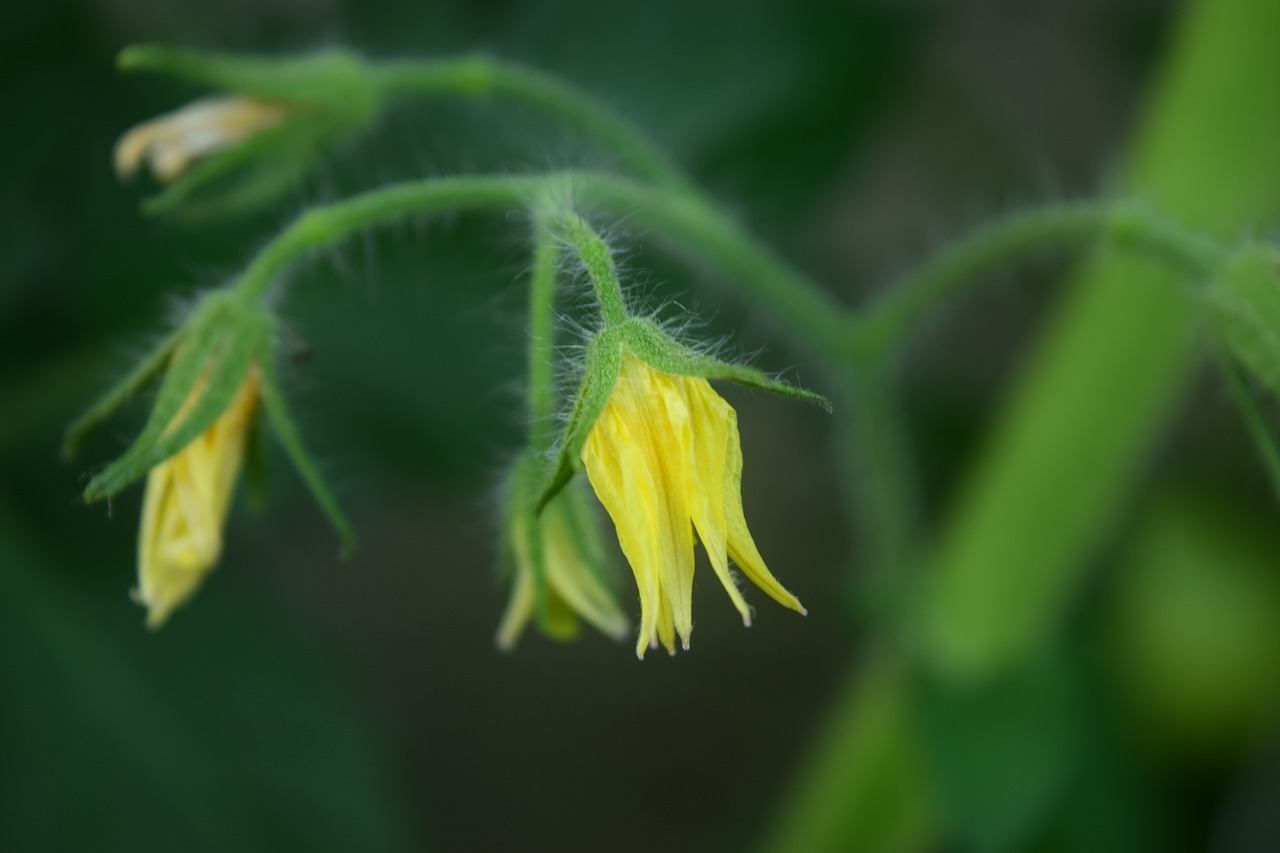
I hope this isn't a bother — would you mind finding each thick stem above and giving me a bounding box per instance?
[837,357,920,625]
[371,55,690,193]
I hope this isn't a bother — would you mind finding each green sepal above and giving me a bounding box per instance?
[1205,244,1280,396]
[117,45,378,111]
[258,361,356,557]
[556,476,617,593]
[243,401,271,512]
[82,293,273,502]
[622,317,833,411]
[139,114,340,222]
[534,326,623,513]
[62,325,183,461]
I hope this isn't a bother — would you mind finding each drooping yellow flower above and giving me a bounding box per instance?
[581,352,806,658]
[114,96,289,183]
[136,367,260,628]
[495,486,629,650]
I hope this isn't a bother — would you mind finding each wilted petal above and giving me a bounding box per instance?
[114,96,289,183]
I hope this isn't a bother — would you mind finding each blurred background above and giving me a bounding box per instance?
[5,0,1280,850]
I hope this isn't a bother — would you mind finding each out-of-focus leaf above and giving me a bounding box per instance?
[1106,487,1280,758]
[919,653,1085,853]
[0,505,420,852]
[757,657,937,853]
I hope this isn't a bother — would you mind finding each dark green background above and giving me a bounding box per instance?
[5,1,1280,851]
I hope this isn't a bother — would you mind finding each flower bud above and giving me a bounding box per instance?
[69,289,354,626]
[496,455,627,649]
[136,365,260,628]
[113,45,380,219]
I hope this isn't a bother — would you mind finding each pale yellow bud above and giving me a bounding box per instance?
[114,96,289,183]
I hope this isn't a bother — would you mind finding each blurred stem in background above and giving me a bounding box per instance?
[370,55,691,194]
[764,0,1280,850]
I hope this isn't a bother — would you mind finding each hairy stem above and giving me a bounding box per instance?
[551,212,629,328]
[371,55,690,193]
[527,209,562,452]
[232,172,850,361]
[851,201,1222,358]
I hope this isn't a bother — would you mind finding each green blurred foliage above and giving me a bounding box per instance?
[1107,488,1280,758]
[7,1,1280,852]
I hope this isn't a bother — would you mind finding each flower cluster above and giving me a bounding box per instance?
[72,46,829,655]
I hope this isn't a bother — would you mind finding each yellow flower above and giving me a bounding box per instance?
[581,352,806,658]
[114,96,289,183]
[135,367,260,628]
[495,487,629,650]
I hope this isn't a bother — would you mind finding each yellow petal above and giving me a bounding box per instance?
[683,376,752,625]
[583,355,699,656]
[494,563,536,651]
[582,401,665,658]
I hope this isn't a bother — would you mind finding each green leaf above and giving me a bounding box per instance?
[534,327,622,513]
[622,318,832,410]
[259,363,356,557]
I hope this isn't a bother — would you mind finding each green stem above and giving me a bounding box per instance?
[551,212,628,327]
[838,358,920,625]
[235,176,533,302]
[371,55,690,193]
[584,182,853,359]
[527,209,561,452]
[852,201,1222,358]
[232,172,849,361]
